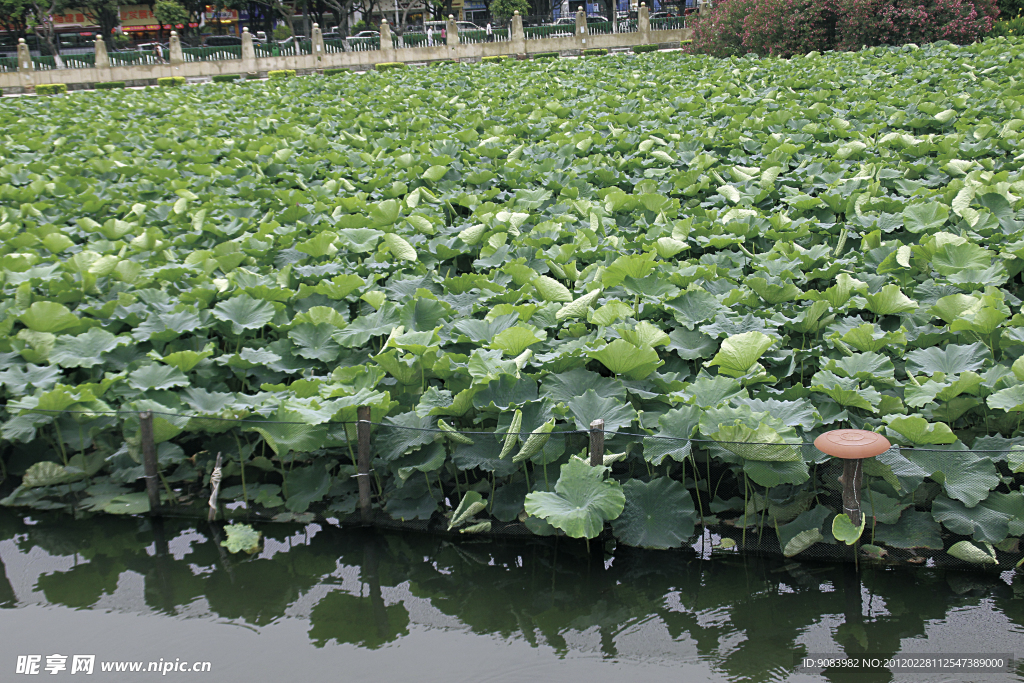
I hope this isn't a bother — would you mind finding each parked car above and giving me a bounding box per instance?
[204,35,243,47]
[321,31,342,40]
[135,42,170,52]
[348,30,378,39]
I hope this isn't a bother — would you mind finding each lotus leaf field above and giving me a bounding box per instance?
[2,40,1024,563]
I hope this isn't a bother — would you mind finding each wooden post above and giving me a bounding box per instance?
[139,411,161,514]
[357,405,373,524]
[839,459,864,527]
[813,430,891,530]
[589,419,604,466]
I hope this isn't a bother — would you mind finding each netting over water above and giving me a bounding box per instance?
[2,408,1022,572]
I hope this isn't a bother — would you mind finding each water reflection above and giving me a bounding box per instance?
[0,510,1021,682]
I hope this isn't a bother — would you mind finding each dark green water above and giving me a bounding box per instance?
[0,510,1021,682]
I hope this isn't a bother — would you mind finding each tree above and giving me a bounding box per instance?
[489,0,528,18]
[0,0,32,35]
[78,0,120,42]
[153,0,188,40]
[28,0,68,60]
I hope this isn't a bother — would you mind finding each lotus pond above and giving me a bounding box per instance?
[1,40,1024,564]
[0,509,1022,682]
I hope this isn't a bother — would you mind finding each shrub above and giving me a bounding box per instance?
[95,81,125,90]
[36,83,67,95]
[632,43,659,52]
[268,69,296,79]
[212,74,241,82]
[686,0,996,57]
[481,55,511,62]
[376,62,405,70]
[273,24,292,40]
[583,48,608,56]
[157,76,185,87]
[683,0,757,57]
[324,68,349,76]
[532,51,559,59]
[989,14,1024,34]
[430,59,456,66]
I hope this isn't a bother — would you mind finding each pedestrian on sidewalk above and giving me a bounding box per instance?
[486,21,493,41]
[427,25,434,46]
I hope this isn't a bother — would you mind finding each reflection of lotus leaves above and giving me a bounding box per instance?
[308,591,410,649]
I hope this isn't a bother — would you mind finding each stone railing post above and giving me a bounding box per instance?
[17,38,32,76]
[169,30,183,65]
[379,19,396,61]
[511,10,526,55]
[311,22,325,64]
[639,2,651,43]
[241,27,257,72]
[575,6,588,50]
[94,35,109,68]
[446,14,458,47]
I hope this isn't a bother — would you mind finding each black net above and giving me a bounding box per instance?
[2,409,1022,573]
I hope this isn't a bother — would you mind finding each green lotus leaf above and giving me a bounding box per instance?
[903,202,949,233]
[394,441,447,480]
[778,506,830,558]
[157,346,215,373]
[212,295,276,335]
[874,510,944,549]
[986,384,1024,412]
[221,523,262,554]
[733,397,820,432]
[448,491,487,530]
[601,252,657,287]
[680,375,748,408]
[472,374,539,410]
[532,275,573,303]
[555,288,602,321]
[400,298,452,332]
[612,478,697,549]
[863,284,917,316]
[127,364,190,391]
[617,321,670,349]
[18,302,81,334]
[22,461,85,487]
[932,242,995,276]
[832,513,866,545]
[50,328,128,368]
[823,352,895,385]
[244,410,329,460]
[905,343,991,376]
[883,415,956,445]
[894,443,1000,506]
[383,232,418,261]
[931,491,1024,543]
[809,371,882,412]
[369,198,401,225]
[289,323,342,362]
[490,326,545,356]
[706,331,774,378]
[663,290,723,329]
[587,339,663,380]
[667,328,718,360]
[524,456,626,539]
[589,300,634,326]
[540,367,625,405]
[566,389,637,434]
[283,464,332,513]
[829,323,906,353]
[946,540,998,565]
[643,404,701,465]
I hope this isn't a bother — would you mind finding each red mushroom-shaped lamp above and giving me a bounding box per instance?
[813,429,891,527]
